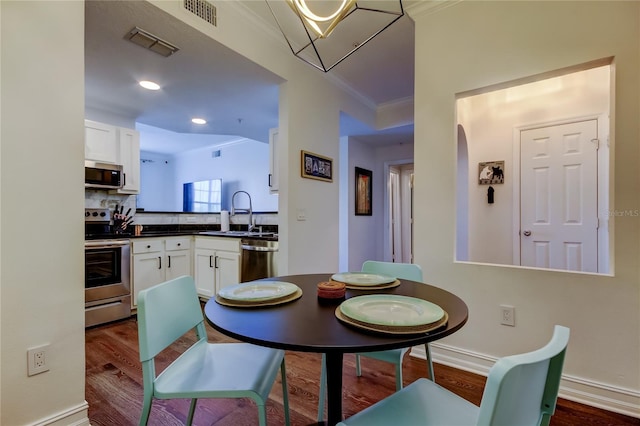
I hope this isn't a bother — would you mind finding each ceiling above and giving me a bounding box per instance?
[85,1,415,154]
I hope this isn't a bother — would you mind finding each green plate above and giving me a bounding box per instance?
[218,281,299,302]
[331,272,396,286]
[339,295,444,327]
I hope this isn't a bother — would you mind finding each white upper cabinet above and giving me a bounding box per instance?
[269,127,279,194]
[116,127,140,194]
[84,119,140,194]
[85,120,117,164]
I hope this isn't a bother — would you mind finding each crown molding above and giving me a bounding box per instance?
[379,95,414,112]
[406,0,463,19]
[225,1,286,48]
[377,96,414,129]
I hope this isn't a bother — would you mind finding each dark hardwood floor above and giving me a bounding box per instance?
[86,316,639,426]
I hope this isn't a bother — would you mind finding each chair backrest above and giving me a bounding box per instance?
[361,260,423,282]
[137,275,205,363]
[476,325,570,426]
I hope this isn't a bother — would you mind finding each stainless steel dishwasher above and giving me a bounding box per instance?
[240,239,278,282]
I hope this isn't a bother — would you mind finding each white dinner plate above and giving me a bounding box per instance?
[217,281,299,302]
[339,295,444,327]
[331,272,396,286]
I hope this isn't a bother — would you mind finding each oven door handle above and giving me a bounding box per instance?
[85,240,130,248]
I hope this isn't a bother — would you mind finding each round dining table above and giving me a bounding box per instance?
[203,273,469,426]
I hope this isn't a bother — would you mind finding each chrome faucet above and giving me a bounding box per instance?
[231,190,254,232]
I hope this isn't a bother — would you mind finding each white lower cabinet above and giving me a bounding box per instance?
[132,237,192,308]
[194,237,240,299]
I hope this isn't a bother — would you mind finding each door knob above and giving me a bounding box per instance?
[523,230,532,236]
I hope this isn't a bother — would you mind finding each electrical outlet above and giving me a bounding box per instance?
[500,305,515,326]
[27,344,50,376]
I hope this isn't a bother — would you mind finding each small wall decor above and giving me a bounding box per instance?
[478,160,505,185]
[355,167,372,216]
[301,150,333,182]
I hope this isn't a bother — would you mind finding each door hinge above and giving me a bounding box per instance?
[591,138,600,150]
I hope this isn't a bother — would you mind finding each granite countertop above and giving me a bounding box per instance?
[86,228,278,242]
[135,230,278,241]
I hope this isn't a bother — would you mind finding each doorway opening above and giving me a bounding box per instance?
[385,161,414,263]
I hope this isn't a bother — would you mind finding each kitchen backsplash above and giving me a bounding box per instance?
[85,191,278,227]
[134,211,278,227]
[85,189,136,213]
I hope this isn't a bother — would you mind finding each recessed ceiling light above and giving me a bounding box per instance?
[192,118,207,125]
[139,80,160,90]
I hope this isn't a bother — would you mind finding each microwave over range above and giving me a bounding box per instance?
[85,160,123,189]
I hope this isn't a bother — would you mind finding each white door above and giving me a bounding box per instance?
[389,167,402,262]
[520,119,598,272]
[399,166,414,263]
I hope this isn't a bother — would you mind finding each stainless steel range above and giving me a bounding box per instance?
[85,208,131,327]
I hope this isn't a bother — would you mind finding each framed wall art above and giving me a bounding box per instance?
[301,150,333,182]
[355,167,372,216]
[478,160,505,185]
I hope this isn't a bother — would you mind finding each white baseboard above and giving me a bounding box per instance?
[29,401,90,426]
[410,344,640,419]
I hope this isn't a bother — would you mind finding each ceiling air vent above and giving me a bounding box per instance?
[184,0,217,27]
[126,27,179,57]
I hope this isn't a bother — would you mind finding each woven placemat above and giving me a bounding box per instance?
[335,307,448,335]
[215,289,303,308]
[330,278,401,290]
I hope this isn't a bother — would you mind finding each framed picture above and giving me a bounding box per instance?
[478,160,505,185]
[301,150,333,182]
[355,167,372,216]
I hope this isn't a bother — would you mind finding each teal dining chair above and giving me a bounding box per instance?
[337,325,570,426]
[137,275,290,426]
[318,260,433,421]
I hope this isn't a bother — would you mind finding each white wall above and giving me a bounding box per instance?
[139,140,277,213]
[1,2,88,424]
[138,151,175,211]
[411,0,639,415]
[347,138,378,271]
[172,139,277,212]
[344,139,414,271]
[149,1,381,276]
[459,66,610,265]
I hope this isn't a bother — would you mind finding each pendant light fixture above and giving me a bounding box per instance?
[266,0,404,72]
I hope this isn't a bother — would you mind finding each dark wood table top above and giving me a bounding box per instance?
[204,273,469,354]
